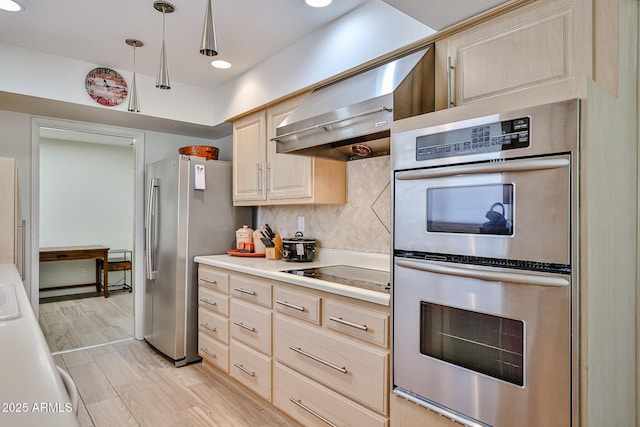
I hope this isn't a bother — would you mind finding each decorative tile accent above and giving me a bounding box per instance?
[259,156,391,254]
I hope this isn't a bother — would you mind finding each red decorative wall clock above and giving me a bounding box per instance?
[84,67,128,107]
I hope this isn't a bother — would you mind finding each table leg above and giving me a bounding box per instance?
[95,259,101,293]
[103,256,109,298]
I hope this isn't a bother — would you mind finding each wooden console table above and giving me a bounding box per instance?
[39,245,110,298]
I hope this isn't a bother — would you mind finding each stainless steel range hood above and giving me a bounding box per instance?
[274,44,435,161]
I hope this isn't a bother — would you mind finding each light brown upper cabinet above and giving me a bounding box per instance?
[233,95,346,206]
[435,0,576,110]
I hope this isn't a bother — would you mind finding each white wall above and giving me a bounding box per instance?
[39,138,135,249]
[214,1,435,121]
[0,42,217,127]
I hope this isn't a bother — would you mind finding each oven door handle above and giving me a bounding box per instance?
[394,259,569,287]
[395,157,569,180]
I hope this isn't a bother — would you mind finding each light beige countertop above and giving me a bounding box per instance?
[195,248,391,306]
[0,264,79,427]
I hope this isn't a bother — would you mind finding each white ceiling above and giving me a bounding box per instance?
[0,0,371,90]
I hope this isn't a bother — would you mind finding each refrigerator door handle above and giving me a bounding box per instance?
[145,178,159,280]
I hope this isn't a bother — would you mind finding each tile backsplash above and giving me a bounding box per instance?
[258,155,391,254]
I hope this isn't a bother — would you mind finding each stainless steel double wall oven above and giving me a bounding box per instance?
[392,100,578,427]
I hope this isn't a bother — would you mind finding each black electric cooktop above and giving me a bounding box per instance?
[282,265,390,294]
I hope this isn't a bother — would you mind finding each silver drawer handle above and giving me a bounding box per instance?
[329,316,368,331]
[276,300,305,312]
[200,322,216,332]
[200,278,218,285]
[233,321,256,332]
[199,298,217,306]
[200,348,216,358]
[233,287,256,296]
[233,363,255,377]
[288,346,347,374]
[289,398,338,427]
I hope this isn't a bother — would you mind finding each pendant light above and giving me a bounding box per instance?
[154,1,174,90]
[125,39,143,112]
[199,0,218,56]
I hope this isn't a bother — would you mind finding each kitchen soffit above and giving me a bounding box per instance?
[382,0,511,30]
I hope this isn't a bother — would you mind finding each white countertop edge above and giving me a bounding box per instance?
[194,248,391,306]
[0,264,79,426]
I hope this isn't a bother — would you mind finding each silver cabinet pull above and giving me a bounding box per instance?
[233,287,256,296]
[200,348,216,358]
[289,398,338,427]
[199,298,217,306]
[200,322,216,332]
[233,321,256,332]
[288,346,347,373]
[264,161,269,194]
[18,219,25,280]
[233,363,255,377]
[447,55,455,108]
[276,300,305,312]
[329,316,368,331]
[200,278,217,285]
[256,163,262,194]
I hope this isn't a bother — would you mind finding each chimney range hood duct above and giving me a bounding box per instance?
[273,44,435,161]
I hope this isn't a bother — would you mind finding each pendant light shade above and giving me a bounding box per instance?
[200,0,218,56]
[125,38,143,113]
[154,1,174,90]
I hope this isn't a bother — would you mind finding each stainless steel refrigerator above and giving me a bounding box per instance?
[144,156,251,366]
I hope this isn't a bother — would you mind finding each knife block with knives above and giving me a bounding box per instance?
[261,224,282,260]
[265,234,283,260]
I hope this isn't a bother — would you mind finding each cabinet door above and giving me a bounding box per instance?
[266,96,314,201]
[443,0,574,108]
[233,111,267,203]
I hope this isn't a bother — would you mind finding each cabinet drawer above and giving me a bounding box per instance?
[230,299,272,355]
[198,307,229,345]
[324,299,389,348]
[274,363,388,427]
[274,286,321,325]
[198,287,229,317]
[274,315,389,413]
[198,266,229,294]
[198,332,229,373]
[230,274,272,308]
[230,340,272,402]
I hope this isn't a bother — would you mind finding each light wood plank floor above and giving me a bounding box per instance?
[53,340,303,427]
[39,291,134,353]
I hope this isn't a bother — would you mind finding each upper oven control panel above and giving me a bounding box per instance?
[416,117,530,161]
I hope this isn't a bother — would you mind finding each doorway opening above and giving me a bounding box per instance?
[31,118,145,353]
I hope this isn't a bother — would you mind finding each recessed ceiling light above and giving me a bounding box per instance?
[0,0,24,12]
[305,0,332,7]
[211,60,231,69]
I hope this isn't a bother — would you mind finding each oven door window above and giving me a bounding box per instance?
[420,302,524,386]
[427,184,514,235]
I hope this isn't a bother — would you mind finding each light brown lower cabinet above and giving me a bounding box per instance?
[230,340,272,401]
[274,314,389,414]
[198,331,229,373]
[274,362,388,427]
[198,265,390,425]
